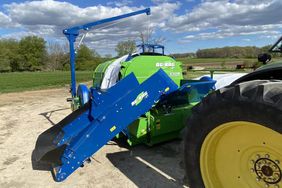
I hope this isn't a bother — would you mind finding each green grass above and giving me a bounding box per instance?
[0,71,93,93]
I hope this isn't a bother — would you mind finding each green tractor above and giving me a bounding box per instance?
[184,36,282,188]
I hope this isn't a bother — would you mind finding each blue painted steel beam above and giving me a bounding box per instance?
[63,8,151,97]
[137,44,165,55]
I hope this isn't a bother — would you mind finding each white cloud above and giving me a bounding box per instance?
[107,0,133,7]
[182,24,282,43]
[1,0,282,53]
[0,11,12,27]
[1,0,179,53]
[167,0,282,42]
[242,38,251,42]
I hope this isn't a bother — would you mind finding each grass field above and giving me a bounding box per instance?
[0,71,93,93]
[1,57,263,93]
[0,70,210,93]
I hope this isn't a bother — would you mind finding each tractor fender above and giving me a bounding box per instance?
[231,61,282,85]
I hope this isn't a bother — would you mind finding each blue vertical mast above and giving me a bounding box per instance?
[63,8,151,97]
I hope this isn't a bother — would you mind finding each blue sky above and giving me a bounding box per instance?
[0,0,281,55]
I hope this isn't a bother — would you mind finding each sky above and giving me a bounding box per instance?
[0,0,282,55]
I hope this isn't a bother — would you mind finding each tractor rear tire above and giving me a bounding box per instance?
[184,80,282,188]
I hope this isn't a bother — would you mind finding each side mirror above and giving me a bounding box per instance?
[258,53,271,64]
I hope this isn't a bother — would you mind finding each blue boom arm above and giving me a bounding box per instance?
[63,8,151,97]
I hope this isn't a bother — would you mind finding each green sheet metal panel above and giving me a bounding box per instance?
[147,104,194,145]
[91,54,195,146]
[92,60,114,88]
[122,55,183,86]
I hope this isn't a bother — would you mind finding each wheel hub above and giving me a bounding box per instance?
[200,121,282,188]
[251,154,281,186]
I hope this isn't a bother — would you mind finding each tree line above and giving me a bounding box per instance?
[195,46,279,58]
[0,36,106,72]
[0,35,280,72]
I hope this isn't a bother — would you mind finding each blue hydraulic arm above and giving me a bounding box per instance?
[63,8,151,97]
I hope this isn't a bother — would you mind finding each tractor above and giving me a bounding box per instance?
[184,36,282,188]
[32,8,282,188]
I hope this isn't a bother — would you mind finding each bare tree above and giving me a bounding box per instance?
[46,42,68,71]
[138,28,166,46]
[115,40,136,56]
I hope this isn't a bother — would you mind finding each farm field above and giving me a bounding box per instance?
[1,57,272,94]
[0,71,93,93]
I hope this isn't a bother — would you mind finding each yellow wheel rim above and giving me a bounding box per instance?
[200,121,282,188]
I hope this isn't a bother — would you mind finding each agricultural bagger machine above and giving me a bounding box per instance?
[33,8,282,188]
[32,8,215,182]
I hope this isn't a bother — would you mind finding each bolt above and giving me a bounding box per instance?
[257,154,261,159]
[265,154,270,158]
[274,173,280,178]
[275,160,280,164]
[251,168,254,172]
[256,177,261,181]
[251,160,255,164]
[274,184,279,188]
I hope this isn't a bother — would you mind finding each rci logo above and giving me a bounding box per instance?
[131,91,148,106]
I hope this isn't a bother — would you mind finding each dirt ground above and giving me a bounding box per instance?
[0,87,187,188]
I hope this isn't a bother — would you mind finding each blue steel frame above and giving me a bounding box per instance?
[63,8,151,97]
[52,69,178,181]
[137,44,165,55]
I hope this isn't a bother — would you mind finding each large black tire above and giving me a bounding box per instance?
[184,80,282,188]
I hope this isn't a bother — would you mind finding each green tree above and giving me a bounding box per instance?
[76,44,101,70]
[115,40,136,56]
[0,39,20,72]
[18,36,47,71]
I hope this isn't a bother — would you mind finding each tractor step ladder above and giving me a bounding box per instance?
[32,69,178,182]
